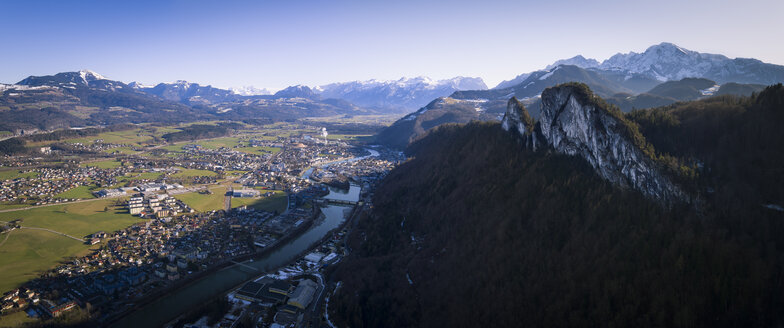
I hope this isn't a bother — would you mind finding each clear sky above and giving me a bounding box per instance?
[1,0,782,90]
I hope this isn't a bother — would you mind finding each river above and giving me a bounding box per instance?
[301,148,380,180]
[112,187,358,328]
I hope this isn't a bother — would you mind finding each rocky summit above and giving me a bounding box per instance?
[502,83,686,204]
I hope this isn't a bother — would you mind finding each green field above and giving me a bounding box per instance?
[159,144,187,152]
[172,168,218,178]
[176,186,228,212]
[80,160,122,169]
[0,310,35,327]
[223,170,249,176]
[0,170,38,181]
[327,134,374,142]
[0,203,33,211]
[67,129,153,145]
[0,229,89,296]
[55,185,97,199]
[103,147,140,155]
[0,199,141,241]
[231,190,288,213]
[195,137,242,149]
[300,114,402,125]
[128,172,163,180]
[0,199,143,295]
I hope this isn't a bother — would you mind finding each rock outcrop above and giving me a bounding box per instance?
[504,83,686,204]
[501,97,533,135]
[501,97,537,149]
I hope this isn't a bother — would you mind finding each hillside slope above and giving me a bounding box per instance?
[329,86,784,327]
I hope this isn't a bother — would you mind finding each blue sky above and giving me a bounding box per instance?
[1,0,782,90]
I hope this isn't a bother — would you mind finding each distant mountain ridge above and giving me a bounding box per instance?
[128,75,487,113]
[228,85,273,96]
[2,42,782,135]
[132,80,241,105]
[315,76,487,112]
[499,42,784,89]
[0,70,375,132]
[377,43,784,149]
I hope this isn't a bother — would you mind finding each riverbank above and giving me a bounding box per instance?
[103,205,320,326]
[109,190,358,327]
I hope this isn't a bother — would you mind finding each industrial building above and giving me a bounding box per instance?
[287,279,317,309]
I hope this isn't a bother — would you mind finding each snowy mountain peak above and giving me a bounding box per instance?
[128,81,151,89]
[78,69,106,83]
[273,85,317,99]
[545,55,600,70]
[599,42,734,82]
[647,42,692,55]
[229,86,273,96]
[16,70,114,87]
[499,42,784,89]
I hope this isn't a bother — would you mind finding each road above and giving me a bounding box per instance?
[224,194,232,212]
[18,226,85,242]
[0,230,12,247]
[0,220,85,243]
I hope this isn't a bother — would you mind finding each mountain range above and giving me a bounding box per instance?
[377,42,783,149]
[315,76,487,112]
[498,42,784,88]
[0,69,487,133]
[1,42,782,138]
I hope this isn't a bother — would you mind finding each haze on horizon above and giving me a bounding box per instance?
[1,0,782,90]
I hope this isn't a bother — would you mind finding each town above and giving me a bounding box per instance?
[0,121,403,327]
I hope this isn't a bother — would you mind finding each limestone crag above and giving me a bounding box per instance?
[502,83,686,204]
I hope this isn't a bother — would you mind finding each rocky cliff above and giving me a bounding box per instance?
[502,83,686,204]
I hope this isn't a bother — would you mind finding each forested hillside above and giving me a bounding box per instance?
[329,86,784,327]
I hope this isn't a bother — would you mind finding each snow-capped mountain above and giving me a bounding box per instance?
[494,73,532,90]
[497,56,601,90]
[545,55,600,70]
[273,85,318,99]
[133,80,240,105]
[316,76,487,111]
[229,86,273,96]
[597,42,784,84]
[17,69,128,91]
[496,43,784,89]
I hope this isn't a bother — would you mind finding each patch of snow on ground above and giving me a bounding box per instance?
[228,293,251,305]
[764,204,784,212]
[323,252,338,262]
[182,316,210,328]
[538,67,561,80]
[700,84,720,96]
[259,265,305,280]
[403,107,428,121]
[0,84,52,91]
[324,281,342,328]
